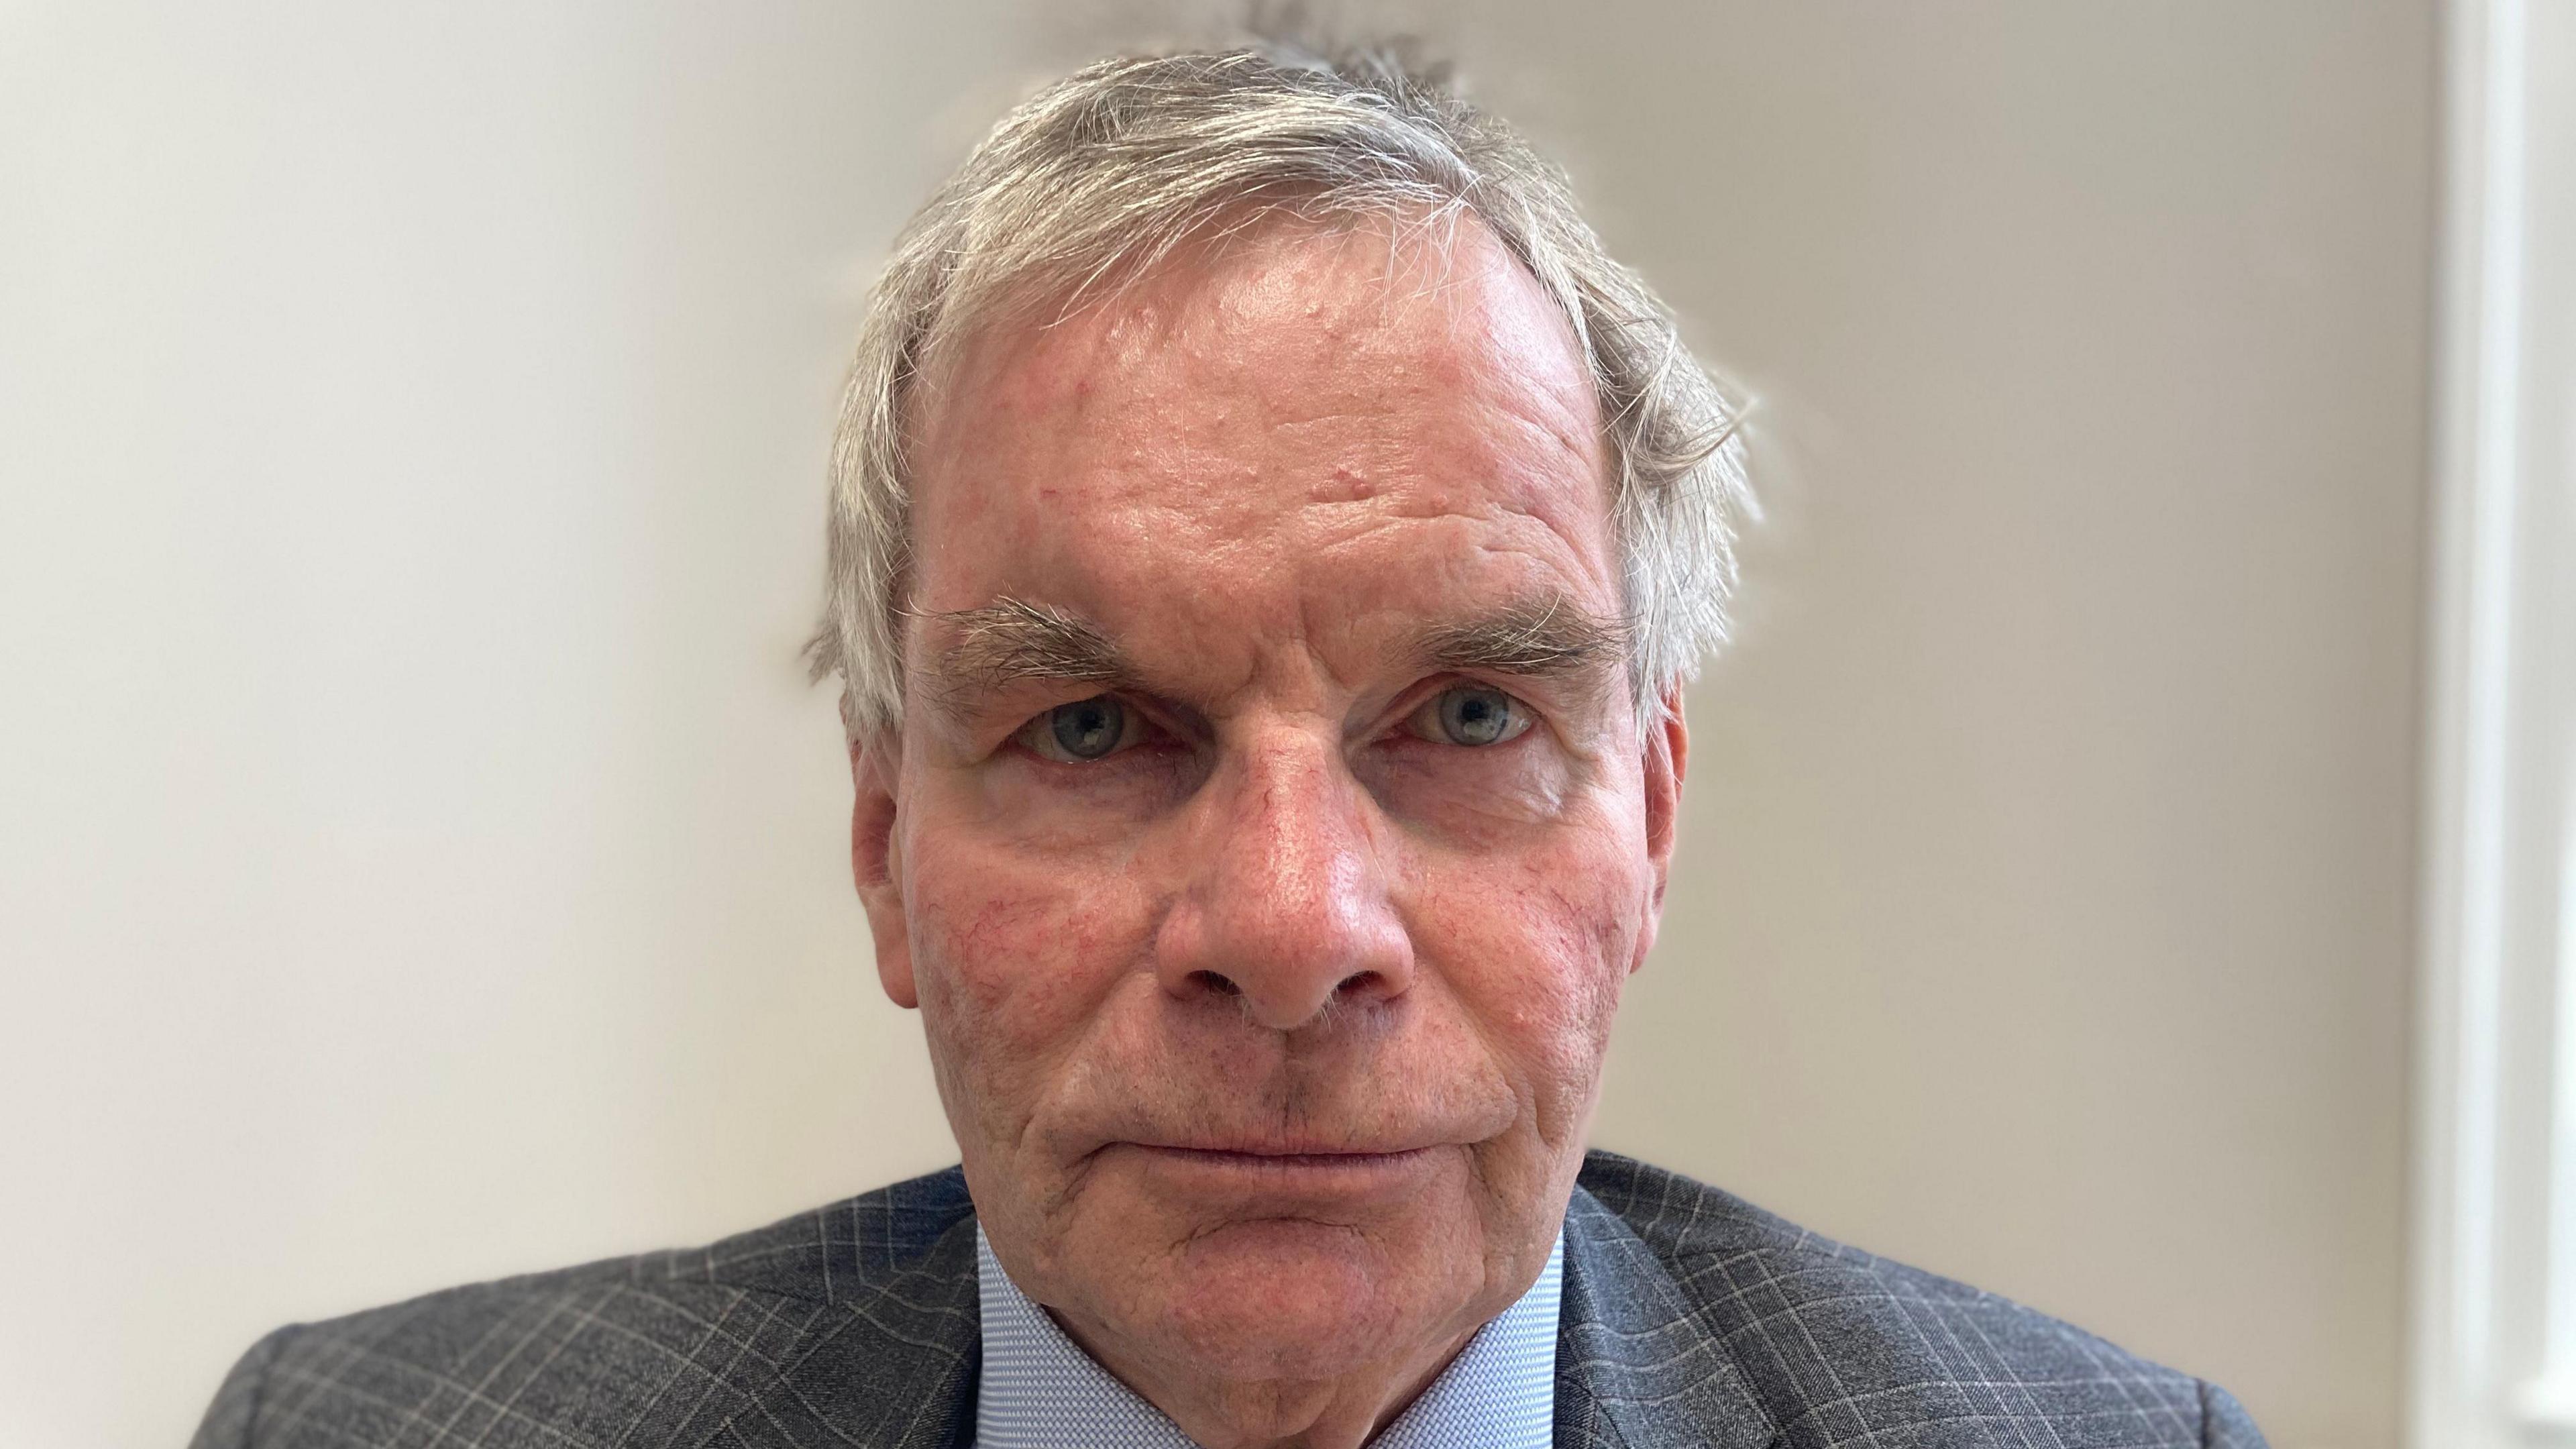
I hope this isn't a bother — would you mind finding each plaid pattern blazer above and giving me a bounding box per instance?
[191,1151,2267,1449]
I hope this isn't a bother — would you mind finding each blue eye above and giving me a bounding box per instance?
[1432,686,1527,747]
[1042,696,1127,761]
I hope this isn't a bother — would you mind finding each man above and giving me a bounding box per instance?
[193,39,2267,1449]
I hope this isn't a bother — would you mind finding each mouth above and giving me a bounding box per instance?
[1102,1140,1450,1198]
[1134,1145,1432,1169]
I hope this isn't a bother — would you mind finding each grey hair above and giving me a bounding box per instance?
[808,38,1753,736]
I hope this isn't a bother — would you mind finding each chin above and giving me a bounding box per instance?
[1150,1218,1437,1381]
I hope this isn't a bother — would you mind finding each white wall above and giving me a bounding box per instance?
[0,5,2430,1447]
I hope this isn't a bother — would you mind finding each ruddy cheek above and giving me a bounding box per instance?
[924,892,1082,1030]
[1424,842,1640,1081]
[912,845,1157,1084]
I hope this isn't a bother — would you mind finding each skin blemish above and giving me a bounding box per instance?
[1315,465,1377,504]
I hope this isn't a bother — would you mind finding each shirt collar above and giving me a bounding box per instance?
[973,1224,1564,1449]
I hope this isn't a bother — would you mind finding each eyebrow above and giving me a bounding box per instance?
[1415,593,1633,687]
[920,589,1633,722]
[925,597,1134,714]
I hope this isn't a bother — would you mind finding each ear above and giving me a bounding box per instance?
[849,731,918,1010]
[1633,686,1689,971]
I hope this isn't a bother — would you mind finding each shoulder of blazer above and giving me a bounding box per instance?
[1570,1149,2266,1449]
[193,1167,983,1449]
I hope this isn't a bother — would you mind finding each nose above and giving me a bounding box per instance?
[1153,724,1415,1030]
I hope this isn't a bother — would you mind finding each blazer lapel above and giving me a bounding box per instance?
[712,1210,983,1449]
[1553,1186,1776,1449]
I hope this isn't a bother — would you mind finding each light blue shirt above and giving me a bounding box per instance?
[973,1225,1564,1449]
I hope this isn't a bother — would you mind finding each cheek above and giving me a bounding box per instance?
[1412,814,1649,1118]
[903,826,1155,1130]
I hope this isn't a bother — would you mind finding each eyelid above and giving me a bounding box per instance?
[1010,690,1191,763]
[1376,674,1496,729]
[1016,696,1118,764]
[1391,680,1538,746]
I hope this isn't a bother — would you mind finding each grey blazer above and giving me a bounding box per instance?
[190,1151,2267,1448]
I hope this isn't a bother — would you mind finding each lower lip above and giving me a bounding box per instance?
[1144,1147,1426,1167]
[1120,1145,1438,1185]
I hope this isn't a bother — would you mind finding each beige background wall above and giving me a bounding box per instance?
[0,3,2429,1446]
[1566,8,2428,1448]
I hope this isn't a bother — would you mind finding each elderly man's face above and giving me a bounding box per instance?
[850,217,1683,1401]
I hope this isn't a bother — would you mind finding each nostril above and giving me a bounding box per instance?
[1192,970,1240,997]
[1335,971,1378,999]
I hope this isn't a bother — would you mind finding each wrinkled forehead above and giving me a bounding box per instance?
[913,208,1597,421]
[900,213,1619,702]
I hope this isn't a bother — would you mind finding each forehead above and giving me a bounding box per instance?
[904,216,1615,688]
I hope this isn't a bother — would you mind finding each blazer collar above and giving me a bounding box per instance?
[1552,1184,1776,1449]
[718,1181,1773,1449]
[719,1207,983,1449]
